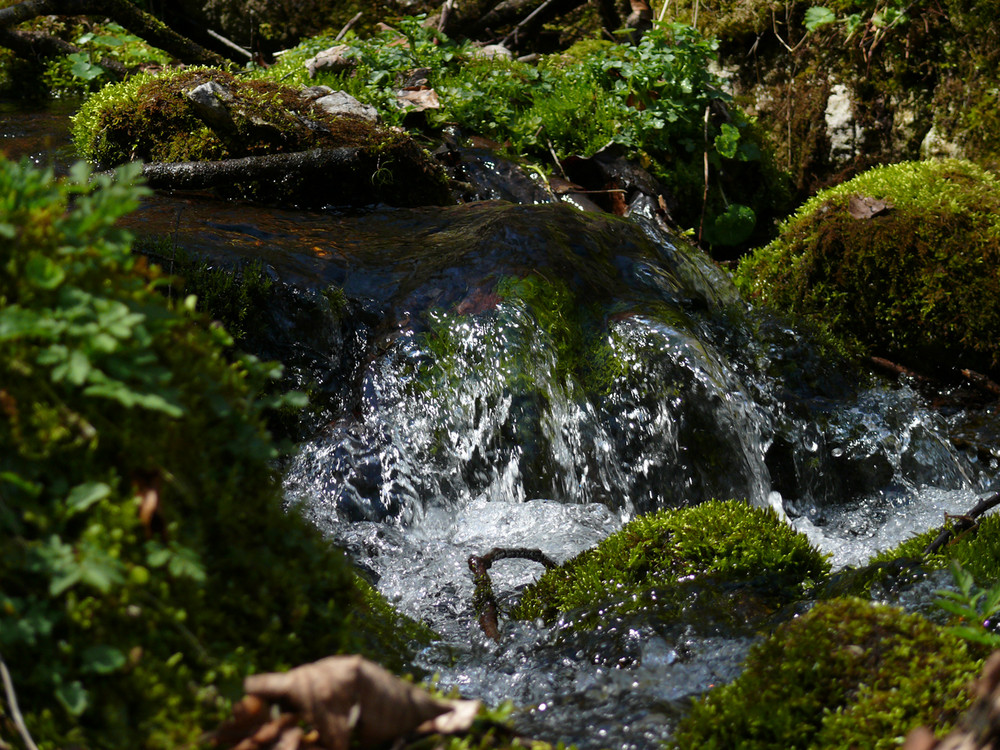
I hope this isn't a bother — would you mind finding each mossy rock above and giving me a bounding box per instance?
[735,159,1000,375]
[866,512,1000,587]
[71,66,450,206]
[670,597,981,749]
[511,500,829,629]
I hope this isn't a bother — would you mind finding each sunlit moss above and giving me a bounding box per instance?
[512,500,829,626]
[735,159,1000,374]
[670,597,980,749]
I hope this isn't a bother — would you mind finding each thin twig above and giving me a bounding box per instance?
[657,0,670,22]
[698,105,709,244]
[334,11,363,42]
[502,0,559,47]
[468,547,558,642]
[206,28,251,59]
[924,491,1000,557]
[0,652,40,750]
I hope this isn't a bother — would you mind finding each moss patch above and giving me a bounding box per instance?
[71,66,450,205]
[735,159,1000,375]
[512,500,829,627]
[671,597,980,749]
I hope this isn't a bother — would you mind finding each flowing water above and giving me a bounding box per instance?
[7,102,1000,749]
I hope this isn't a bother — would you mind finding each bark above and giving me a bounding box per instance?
[134,148,367,192]
[0,0,227,66]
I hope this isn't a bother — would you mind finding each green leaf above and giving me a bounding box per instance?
[25,254,66,290]
[81,645,126,674]
[804,6,837,31]
[65,481,111,515]
[714,123,741,160]
[707,203,756,247]
[56,681,89,716]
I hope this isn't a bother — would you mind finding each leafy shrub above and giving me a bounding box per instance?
[0,157,428,748]
[735,159,1000,374]
[671,598,980,749]
[261,19,790,251]
[512,499,829,625]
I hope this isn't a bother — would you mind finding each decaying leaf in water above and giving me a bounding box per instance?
[212,655,481,750]
[848,194,894,220]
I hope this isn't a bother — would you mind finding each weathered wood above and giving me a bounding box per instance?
[0,0,227,66]
[468,547,557,642]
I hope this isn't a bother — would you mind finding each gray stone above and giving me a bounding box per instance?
[824,83,861,166]
[312,91,381,123]
[186,80,236,134]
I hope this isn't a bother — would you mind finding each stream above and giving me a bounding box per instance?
[6,100,1000,749]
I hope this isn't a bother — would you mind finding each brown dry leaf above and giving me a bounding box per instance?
[304,45,354,78]
[848,194,894,220]
[233,655,480,750]
[135,472,164,540]
[396,88,440,111]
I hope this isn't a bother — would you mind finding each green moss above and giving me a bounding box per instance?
[512,500,829,626]
[735,159,1000,374]
[71,66,450,205]
[866,513,1000,587]
[0,157,432,749]
[671,597,980,749]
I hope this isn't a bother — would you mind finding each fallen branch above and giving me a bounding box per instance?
[468,547,557,641]
[0,0,227,66]
[112,146,450,208]
[923,491,1000,557]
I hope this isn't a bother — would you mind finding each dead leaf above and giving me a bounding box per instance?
[848,194,894,220]
[220,655,480,750]
[395,87,440,111]
[304,45,354,78]
[135,471,165,540]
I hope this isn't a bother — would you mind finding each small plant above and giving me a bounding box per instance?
[935,560,1000,650]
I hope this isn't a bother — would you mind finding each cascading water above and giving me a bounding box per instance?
[272,201,1000,748]
[9,96,1000,750]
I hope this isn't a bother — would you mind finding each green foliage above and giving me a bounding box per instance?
[41,22,170,97]
[935,560,1000,650]
[262,19,787,249]
[512,500,829,625]
[735,159,1000,374]
[0,156,428,748]
[671,597,980,749]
